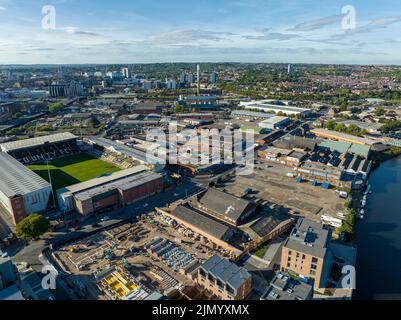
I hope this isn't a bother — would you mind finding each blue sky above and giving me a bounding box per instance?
[1,0,401,64]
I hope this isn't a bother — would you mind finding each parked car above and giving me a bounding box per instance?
[101,216,110,222]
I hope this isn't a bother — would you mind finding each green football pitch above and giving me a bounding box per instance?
[29,153,121,191]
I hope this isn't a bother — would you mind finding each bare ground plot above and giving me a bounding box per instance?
[223,161,346,221]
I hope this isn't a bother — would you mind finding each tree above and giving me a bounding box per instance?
[48,102,64,113]
[374,106,386,117]
[173,103,184,113]
[379,119,401,133]
[338,209,356,241]
[88,116,101,128]
[13,112,23,119]
[16,214,50,240]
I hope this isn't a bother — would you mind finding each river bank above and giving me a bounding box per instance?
[354,155,401,299]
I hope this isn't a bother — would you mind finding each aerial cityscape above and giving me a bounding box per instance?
[1,0,401,306]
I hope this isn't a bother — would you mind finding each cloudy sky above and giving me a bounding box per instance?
[1,0,401,64]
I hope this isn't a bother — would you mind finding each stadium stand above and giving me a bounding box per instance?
[0,133,79,165]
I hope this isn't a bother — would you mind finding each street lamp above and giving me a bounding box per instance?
[46,158,57,210]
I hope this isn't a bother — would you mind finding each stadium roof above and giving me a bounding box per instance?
[87,137,159,164]
[57,165,149,195]
[200,255,251,290]
[0,152,51,198]
[0,132,77,153]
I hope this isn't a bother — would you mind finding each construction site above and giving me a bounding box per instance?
[50,211,229,300]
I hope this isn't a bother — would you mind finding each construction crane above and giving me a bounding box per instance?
[104,243,118,261]
[121,257,132,270]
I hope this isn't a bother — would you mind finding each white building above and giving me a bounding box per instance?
[240,100,311,116]
[166,79,177,90]
[258,116,291,129]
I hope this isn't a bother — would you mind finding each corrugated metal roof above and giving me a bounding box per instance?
[199,189,254,222]
[171,205,232,240]
[0,152,51,197]
[0,132,77,152]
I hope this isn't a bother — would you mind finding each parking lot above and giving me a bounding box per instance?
[222,160,346,221]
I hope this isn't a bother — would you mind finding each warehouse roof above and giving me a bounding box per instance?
[259,116,290,125]
[240,100,311,114]
[318,140,371,158]
[199,189,256,223]
[0,132,77,152]
[231,110,274,119]
[0,152,51,198]
[200,255,251,290]
[311,128,378,146]
[274,136,317,151]
[171,205,233,240]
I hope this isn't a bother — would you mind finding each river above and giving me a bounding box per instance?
[354,156,401,300]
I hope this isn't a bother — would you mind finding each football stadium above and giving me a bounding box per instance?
[28,153,121,192]
[0,133,163,224]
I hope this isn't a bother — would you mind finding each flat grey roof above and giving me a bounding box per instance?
[311,128,378,146]
[74,171,162,201]
[284,218,330,258]
[231,110,274,119]
[263,272,312,300]
[241,101,311,113]
[171,205,232,240]
[57,165,149,196]
[0,284,25,300]
[0,152,51,198]
[0,132,77,152]
[200,255,251,290]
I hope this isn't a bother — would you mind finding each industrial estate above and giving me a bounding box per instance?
[1,60,401,302]
[1,1,401,305]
